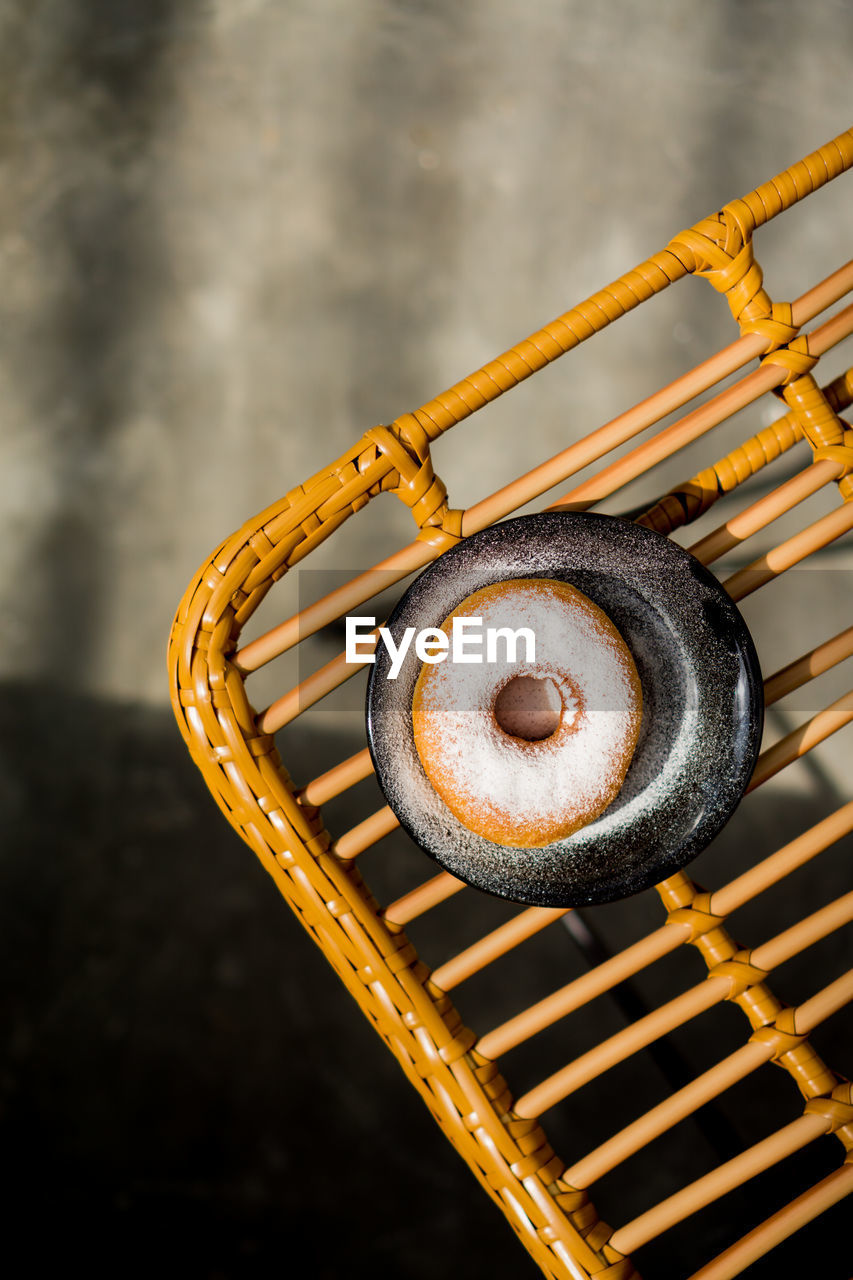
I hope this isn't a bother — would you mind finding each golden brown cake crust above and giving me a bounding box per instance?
[412,578,642,847]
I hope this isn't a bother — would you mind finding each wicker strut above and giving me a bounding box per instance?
[169,129,853,1279]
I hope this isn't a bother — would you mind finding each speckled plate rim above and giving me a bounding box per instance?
[366,512,764,907]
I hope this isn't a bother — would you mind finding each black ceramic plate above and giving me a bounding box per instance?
[365,512,763,907]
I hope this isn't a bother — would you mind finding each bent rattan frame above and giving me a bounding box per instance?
[169,128,853,1279]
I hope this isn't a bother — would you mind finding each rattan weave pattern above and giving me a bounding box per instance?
[169,128,853,1279]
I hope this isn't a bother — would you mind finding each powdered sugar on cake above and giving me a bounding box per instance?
[411,578,642,847]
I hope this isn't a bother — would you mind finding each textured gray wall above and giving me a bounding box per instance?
[2,3,851,1277]
[3,0,852,701]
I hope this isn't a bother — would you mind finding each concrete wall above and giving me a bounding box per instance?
[3,0,852,701]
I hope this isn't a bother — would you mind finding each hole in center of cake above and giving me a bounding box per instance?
[493,675,563,742]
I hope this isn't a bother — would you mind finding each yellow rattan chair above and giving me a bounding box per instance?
[168,127,853,1278]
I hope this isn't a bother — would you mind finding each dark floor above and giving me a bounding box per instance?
[1,682,850,1279]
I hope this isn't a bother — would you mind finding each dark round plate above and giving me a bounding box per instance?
[365,512,763,907]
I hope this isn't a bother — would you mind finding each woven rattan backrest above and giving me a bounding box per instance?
[169,128,853,1279]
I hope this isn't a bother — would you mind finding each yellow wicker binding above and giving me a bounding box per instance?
[168,128,853,1279]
